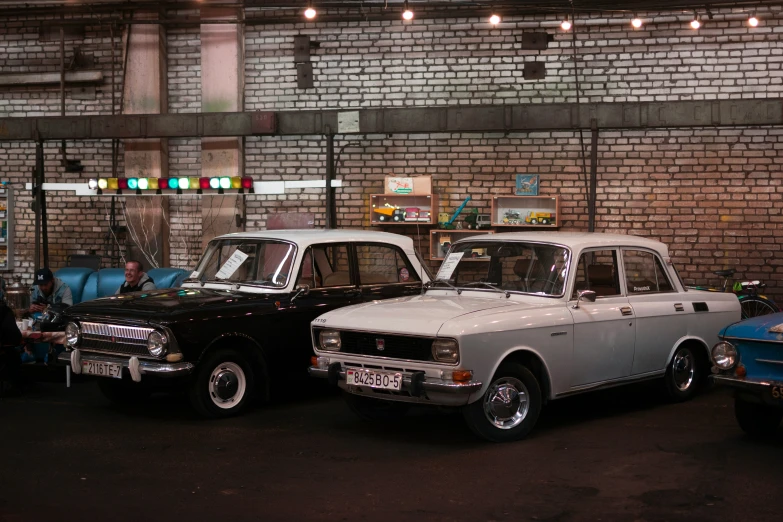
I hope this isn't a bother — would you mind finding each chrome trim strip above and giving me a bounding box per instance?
[308,366,482,394]
[58,351,193,378]
[555,370,665,397]
[74,347,160,360]
[722,336,783,345]
[755,359,783,365]
[81,322,153,340]
[711,375,772,390]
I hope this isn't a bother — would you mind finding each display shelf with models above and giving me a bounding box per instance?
[491,195,559,228]
[370,194,439,225]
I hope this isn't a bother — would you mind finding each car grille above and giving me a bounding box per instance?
[80,322,155,358]
[340,331,433,362]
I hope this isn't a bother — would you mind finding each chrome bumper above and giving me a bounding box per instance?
[58,349,194,382]
[309,364,483,396]
[711,374,772,392]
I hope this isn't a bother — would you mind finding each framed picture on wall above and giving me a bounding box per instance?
[515,174,539,196]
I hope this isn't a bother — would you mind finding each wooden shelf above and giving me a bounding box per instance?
[490,195,560,228]
[370,194,439,226]
[430,229,494,261]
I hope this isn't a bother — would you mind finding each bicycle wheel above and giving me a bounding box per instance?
[739,296,779,320]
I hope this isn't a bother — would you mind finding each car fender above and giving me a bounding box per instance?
[667,335,710,366]
[198,331,267,365]
[468,345,555,404]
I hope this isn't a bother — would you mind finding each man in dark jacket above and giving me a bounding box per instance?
[116,260,156,294]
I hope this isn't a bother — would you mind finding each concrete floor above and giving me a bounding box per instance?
[0,378,781,522]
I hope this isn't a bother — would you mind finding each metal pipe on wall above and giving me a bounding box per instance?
[588,119,598,233]
[325,131,336,229]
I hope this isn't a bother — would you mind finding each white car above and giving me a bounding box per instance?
[310,232,741,442]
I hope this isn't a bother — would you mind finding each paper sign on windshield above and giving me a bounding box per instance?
[215,250,249,280]
[436,252,464,281]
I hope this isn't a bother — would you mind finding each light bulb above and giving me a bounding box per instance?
[402,9,413,20]
[304,7,316,19]
[748,16,759,27]
[560,19,572,31]
[690,19,701,30]
[489,14,500,25]
[631,18,643,29]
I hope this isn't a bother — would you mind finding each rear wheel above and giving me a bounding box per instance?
[735,399,783,436]
[739,296,779,319]
[462,362,542,442]
[664,345,704,401]
[189,349,254,418]
[343,392,410,421]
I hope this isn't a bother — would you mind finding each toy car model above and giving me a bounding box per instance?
[525,211,554,225]
[374,206,405,222]
[59,230,431,418]
[310,232,740,442]
[464,211,492,230]
[404,208,420,221]
[502,210,522,225]
[439,234,452,257]
[711,312,783,436]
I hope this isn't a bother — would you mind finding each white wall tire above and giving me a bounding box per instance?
[189,349,254,418]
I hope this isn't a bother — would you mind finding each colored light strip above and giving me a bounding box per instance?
[87,177,256,193]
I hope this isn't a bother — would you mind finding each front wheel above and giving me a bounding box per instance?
[189,349,254,418]
[664,345,704,401]
[735,399,782,436]
[739,296,779,320]
[462,362,542,442]
[343,392,410,421]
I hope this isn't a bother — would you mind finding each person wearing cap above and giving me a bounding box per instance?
[116,260,156,295]
[30,268,73,313]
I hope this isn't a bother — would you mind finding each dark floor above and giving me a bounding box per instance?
[0,376,781,522]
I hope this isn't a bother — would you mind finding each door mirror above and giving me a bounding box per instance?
[291,284,310,304]
[572,289,597,309]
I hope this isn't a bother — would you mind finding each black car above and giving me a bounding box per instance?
[59,230,431,418]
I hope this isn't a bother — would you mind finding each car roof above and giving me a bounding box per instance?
[456,232,669,254]
[213,228,416,250]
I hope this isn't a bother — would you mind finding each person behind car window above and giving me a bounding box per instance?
[30,268,73,313]
[116,260,156,294]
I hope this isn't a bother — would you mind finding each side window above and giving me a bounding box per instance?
[298,244,351,288]
[355,244,421,285]
[572,249,621,298]
[623,249,674,294]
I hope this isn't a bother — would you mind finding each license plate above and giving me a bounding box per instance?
[82,360,123,379]
[346,369,403,391]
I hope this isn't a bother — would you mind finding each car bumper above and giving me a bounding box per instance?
[58,349,194,382]
[309,362,483,407]
[712,374,783,407]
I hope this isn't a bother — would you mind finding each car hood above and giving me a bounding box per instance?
[314,294,523,337]
[64,288,277,323]
[721,312,783,342]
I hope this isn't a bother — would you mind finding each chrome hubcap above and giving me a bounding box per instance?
[483,377,529,430]
[672,349,695,391]
[209,362,246,408]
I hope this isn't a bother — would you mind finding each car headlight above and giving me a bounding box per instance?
[432,338,459,363]
[319,330,341,351]
[65,322,80,347]
[711,341,737,370]
[147,331,168,357]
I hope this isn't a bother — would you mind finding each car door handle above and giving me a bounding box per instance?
[343,289,361,298]
[620,306,633,316]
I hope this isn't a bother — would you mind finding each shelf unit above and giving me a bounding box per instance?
[491,195,559,228]
[0,187,13,271]
[430,229,494,261]
[370,193,439,226]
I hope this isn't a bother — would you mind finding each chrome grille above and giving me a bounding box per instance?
[80,322,155,358]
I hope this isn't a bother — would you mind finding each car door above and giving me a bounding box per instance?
[621,248,684,375]
[567,248,636,387]
[278,243,362,371]
[353,242,424,301]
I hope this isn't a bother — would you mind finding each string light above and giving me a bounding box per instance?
[304,1,316,20]
[631,15,643,29]
[402,0,413,21]
[560,16,572,31]
[748,15,759,27]
[690,12,701,30]
[489,14,501,25]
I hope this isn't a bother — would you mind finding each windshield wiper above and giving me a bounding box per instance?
[426,279,463,295]
[462,281,510,298]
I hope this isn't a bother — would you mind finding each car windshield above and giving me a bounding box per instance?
[192,239,297,287]
[433,240,570,297]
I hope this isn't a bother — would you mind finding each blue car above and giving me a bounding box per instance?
[711,313,783,436]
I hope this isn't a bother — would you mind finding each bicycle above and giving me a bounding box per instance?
[689,268,780,320]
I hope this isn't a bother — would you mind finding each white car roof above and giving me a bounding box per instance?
[213,228,416,251]
[456,231,670,255]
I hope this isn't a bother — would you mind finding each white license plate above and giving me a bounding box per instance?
[346,369,403,391]
[82,360,123,379]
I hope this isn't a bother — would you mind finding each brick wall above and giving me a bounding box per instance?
[1,8,783,302]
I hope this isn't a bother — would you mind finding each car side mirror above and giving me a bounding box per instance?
[291,284,310,304]
[572,289,597,309]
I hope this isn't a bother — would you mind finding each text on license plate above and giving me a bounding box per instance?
[346,369,403,391]
[772,384,783,401]
[82,361,123,379]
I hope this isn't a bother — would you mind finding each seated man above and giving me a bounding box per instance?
[116,260,156,294]
[30,268,73,312]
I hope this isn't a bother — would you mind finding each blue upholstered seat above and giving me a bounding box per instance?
[54,266,189,305]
